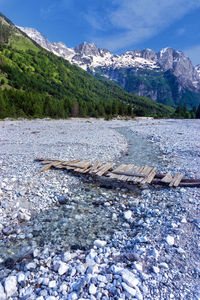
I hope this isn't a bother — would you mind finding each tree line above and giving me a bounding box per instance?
[173,103,200,119]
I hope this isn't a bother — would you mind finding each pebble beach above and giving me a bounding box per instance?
[0,118,200,300]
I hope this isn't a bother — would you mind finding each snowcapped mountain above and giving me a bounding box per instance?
[195,65,200,75]
[18,26,200,108]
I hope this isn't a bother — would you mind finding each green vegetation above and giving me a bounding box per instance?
[95,68,200,110]
[172,103,200,119]
[0,13,174,119]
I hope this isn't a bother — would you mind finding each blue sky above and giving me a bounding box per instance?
[1,0,200,64]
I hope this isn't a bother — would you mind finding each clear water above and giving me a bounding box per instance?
[115,127,166,169]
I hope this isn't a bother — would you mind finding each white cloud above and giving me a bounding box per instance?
[86,0,200,51]
[184,45,200,65]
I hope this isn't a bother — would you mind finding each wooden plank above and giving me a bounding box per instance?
[132,166,147,183]
[96,162,115,176]
[161,172,173,183]
[126,165,139,182]
[40,161,61,172]
[141,166,152,176]
[140,166,155,184]
[74,162,91,173]
[88,161,102,174]
[119,165,133,181]
[61,160,80,166]
[41,160,54,165]
[169,172,184,187]
[146,167,157,183]
[173,173,184,187]
[125,165,139,181]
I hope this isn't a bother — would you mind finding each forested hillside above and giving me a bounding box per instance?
[0,13,174,119]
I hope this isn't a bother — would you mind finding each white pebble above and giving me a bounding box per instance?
[4,276,17,297]
[166,235,175,246]
[89,283,97,295]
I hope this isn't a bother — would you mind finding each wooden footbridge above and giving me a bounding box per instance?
[35,158,200,188]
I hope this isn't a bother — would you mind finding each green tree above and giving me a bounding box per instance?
[196,104,200,119]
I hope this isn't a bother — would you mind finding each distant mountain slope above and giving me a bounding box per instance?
[19,26,200,109]
[0,13,173,118]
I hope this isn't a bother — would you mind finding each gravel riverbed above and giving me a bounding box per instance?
[0,118,199,300]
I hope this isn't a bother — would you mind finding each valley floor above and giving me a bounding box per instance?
[0,118,200,299]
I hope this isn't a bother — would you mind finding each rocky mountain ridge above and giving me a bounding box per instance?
[18,26,200,108]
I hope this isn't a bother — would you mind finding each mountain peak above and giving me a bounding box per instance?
[74,42,99,56]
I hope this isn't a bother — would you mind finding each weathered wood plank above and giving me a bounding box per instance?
[61,160,79,166]
[140,166,155,184]
[146,167,157,183]
[132,166,147,183]
[126,165,138,182]
[161,172,173,183]
[88,161,102,174]
[96,162,115,176]
[120,165,133,181]
[74,162,91,173]
[40,161,61,172]
[169,173,184,187]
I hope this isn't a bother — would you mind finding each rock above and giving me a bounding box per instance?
[97,275,107,283]
[17,272,25,283]
[94,240,107,248]
[87,264,99,274]
[4,257,15,269]
[0,282,6,299]
[166,235,175,246]
[42,278,49,286]
[26,262,36,271]
[33,248,40,258]
[136,290,144,300]
[49,280,57,288]
[62,251,72,262]
[138,236,149,243]
[0,224,4,233]
[160,262,169,269]
[133,262,143,272]
[148,248,159,260]
[112,213,117,221]
[58,195,69,205]
[4,275,17,297]
[18,210,31,222]
[58,262,69,275]
[176,247,185,254]
[194,219,200,229]
[59,282,68,292]
[121,269,139,287]
[122,282,136,297]
[68,292,78,300]
[124,210,132,221]
[89,283,97,295]
[46,297,56,300]
[111,265,124,274]
[152,266,160,274]
[2,226,14,236]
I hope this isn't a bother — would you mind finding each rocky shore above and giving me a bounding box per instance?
[0,118,199,299]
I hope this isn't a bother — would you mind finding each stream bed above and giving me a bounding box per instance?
[0,126,163,268]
